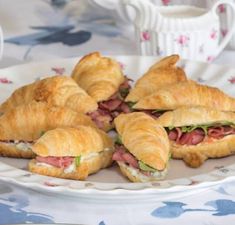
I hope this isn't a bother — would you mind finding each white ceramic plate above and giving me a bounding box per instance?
[1,56,235,203]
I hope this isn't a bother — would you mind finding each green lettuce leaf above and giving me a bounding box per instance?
[75,156,81,167]
[138,161,156,172]
[168,152,172,160]
[168,121,235,135]
[126,101,136,111]
[180,125,208,134]
[119,88,129,98]
[115,135,122,145]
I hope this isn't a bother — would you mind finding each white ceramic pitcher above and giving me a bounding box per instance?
[122,0,235,62]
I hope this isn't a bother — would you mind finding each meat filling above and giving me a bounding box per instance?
[112,144,161,177]
[167,124,235,145]
[88,77,132,130]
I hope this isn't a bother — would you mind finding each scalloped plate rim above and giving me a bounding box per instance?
[0,55,235,200]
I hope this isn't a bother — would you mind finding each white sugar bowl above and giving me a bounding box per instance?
[123,0,235,62]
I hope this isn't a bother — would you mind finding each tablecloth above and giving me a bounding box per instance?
[0,0,235,224]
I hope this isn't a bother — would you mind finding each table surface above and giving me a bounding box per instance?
[1,0,235,224]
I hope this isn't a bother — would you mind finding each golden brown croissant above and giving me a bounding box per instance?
[113,112,170,182]
[0,102,96,158]
[0,75,98,114]
[71,52,125,102]
[29,126,114,180]
[157,106,235,127]
[157,106,235,167]
[134,81,235,111]
[125,55,187,102]
[172,136,235,168]
[32,126,113,156]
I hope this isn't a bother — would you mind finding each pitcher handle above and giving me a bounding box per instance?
[122,0,162,29]
[212,0,235,56]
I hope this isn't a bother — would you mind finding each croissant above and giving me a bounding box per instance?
[157,106,235,167]
[125,55,187,102]
[29,126,114,180]
[157,106,235,127]
[134,80,235,111]
[0,75,98,114]
[0,102,96,158]
[114,112,170,171]
[71,52,125,102]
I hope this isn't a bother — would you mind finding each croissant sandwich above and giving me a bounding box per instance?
[157,106,235,168]
[71,52,132,131]
[28,126,114,180]
[113,112,170,182]
[0,75,98,114]
[0,102,96,158]
[125,54,187,102]
[132,80,235,118]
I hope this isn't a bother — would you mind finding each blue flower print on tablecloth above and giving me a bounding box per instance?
[215,186,231,196]
[0,194,54,224]
[205,200,235,216]
[5,0,125,60]
[151,201,213,218]
[99,221,106,225]
[151,199,235,219]
[5,25,91,46]
[5,26,91,59]
[214,180,235,196]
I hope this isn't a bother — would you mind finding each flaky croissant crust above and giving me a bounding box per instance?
[0,102,96,141]
[134,81,235,111]
[0,75,98,114]
[125,54,187,102]
[32,126,113,156]
[171,135,235,168]
[71,52,125,102]
[157,106,235,127]
[114,112,170,170]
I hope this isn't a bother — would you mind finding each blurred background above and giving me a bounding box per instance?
[0,0,234,67]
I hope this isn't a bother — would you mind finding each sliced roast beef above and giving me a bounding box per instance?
[119,102,132,113]
[207,126,235,139]
[88,77,132,130]
[178,129,205,145]
[99,99,122,111]
[36,156,74,168]
[168,130,178,140]
[167,125,235,146]
[112,145,138,168]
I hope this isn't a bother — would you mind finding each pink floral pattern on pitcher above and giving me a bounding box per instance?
[141,31,151,41]
[221,29,228,37]
[207,56,214,62]
[0,77,13,84]
[161,0,171,6]
[210,29,218,40]
[175,35,190,47]
[218,4,226,13]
